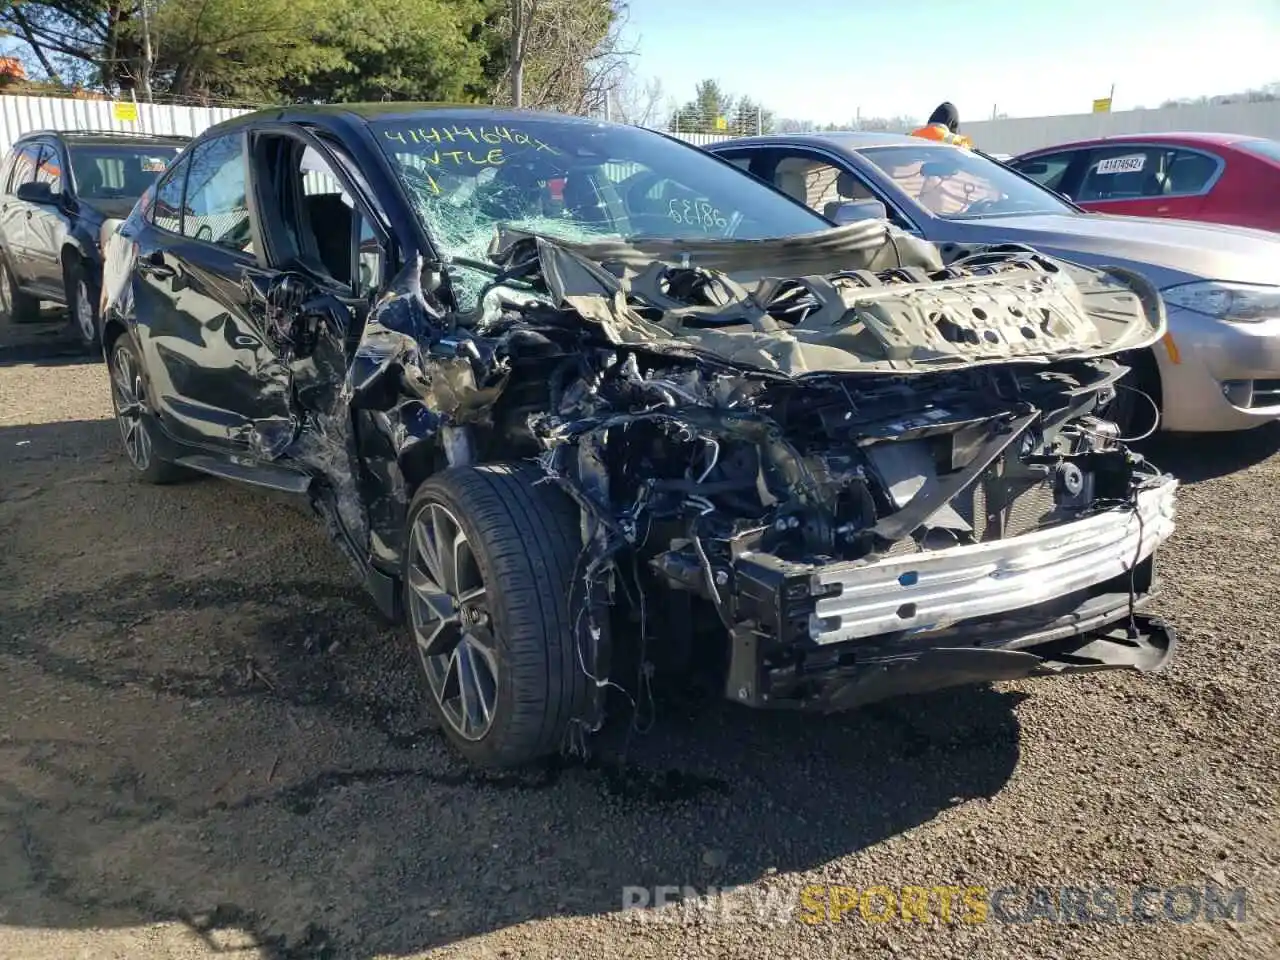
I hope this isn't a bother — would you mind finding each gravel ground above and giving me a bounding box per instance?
[1,318,1278,960]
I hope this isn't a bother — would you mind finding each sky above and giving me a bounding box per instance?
[621,0,1280,124]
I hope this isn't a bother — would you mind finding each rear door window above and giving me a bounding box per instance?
[1161,149,1221,196]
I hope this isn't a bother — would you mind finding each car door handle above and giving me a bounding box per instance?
[1156,206,1170,213]
[140,252,177,280]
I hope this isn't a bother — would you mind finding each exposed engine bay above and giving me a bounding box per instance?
[320,221,1178,736]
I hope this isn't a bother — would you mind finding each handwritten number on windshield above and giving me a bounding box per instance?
[668,198,728,232]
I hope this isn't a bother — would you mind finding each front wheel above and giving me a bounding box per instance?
[403,464,590,768]
[107,333,188,484]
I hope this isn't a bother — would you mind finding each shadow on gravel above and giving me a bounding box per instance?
[1,422,1025,959]
[0,309,93,369]
[2,574,1025,959]
[1138,420,1280,483]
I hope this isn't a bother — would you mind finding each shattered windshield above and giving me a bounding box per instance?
[860,145,1074,220]
[370,113,830,305]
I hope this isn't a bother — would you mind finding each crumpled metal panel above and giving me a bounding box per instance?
[490,226,1166,377]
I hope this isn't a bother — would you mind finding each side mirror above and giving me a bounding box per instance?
[831,198,888,225]
[16,181,56,205]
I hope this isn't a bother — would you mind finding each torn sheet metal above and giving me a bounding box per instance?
[488,226,1165,377]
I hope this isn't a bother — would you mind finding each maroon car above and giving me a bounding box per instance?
[1010,132,1280,232]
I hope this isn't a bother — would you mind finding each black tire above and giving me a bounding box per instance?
[403,463,590,768]
[0,254,41,324]
[106,332,188,484]
[65,257,101,353]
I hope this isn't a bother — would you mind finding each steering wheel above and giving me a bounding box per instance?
[195,223,213,242]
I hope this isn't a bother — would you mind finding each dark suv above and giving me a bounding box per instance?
[0,129,187,349]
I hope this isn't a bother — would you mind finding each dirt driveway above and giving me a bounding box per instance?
[1,322,1278,959]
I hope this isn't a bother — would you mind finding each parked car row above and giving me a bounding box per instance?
[1,106,1275,771]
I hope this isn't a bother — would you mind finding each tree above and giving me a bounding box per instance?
[278,0,499,103]
[492,0,627,114]
[732,96,773,136]
[0,0,506,105]
[144,0,338,101]
[0,1,128,88]
[669,78,733,133]
[609,63,662,126]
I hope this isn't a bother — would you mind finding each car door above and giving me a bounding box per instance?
[245,124,391,416]
[0,142,44,283]
[131,130,293,455]
[25,140,70,295]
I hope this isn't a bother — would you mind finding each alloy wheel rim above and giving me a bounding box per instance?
[0,263,11,314]
[75,279,94,342]
[110,345,152,470]
[407,502,499,741]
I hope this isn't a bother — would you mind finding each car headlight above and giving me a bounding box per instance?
[1161,281,1280,323]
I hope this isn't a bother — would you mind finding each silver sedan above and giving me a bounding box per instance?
[706,132,1280,433]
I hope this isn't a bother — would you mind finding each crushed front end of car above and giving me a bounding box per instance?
[332,219,1178,736]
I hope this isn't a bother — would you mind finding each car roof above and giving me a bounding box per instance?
[711,131,925,150]
[1018,131,1263,155]
[199,102,617,137]
[16,129,190,147]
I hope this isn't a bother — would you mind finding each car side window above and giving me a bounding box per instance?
[34,144,63,196]
[763,150,910,229]
[1011,152,1075,193]
[9,143,41,191]
[151,154,190,234]
[768,154,854,216]
[1161,149,1220,196]
[182,134,253,252]
[1076,146,1221,202]
[1076,147,1167,201]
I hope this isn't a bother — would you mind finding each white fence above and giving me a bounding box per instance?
[6,92,1276,168]
[0,95,247,154]
[667,131,735,147]
[962,100,1280,157]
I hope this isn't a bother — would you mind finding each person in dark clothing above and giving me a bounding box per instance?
[911,102,974,148]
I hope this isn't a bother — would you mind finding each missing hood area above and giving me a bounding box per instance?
[302,220,1177,740]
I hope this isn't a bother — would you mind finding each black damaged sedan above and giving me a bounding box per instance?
[101,105,1179,768]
